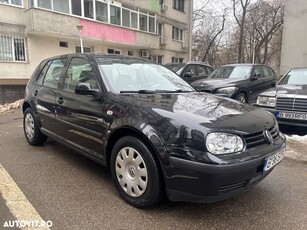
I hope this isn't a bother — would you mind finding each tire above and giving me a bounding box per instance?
[236,93,247,103]
[23,108,47,145]
[110,136,162,208]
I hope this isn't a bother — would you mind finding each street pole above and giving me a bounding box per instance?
[76,24,84,53]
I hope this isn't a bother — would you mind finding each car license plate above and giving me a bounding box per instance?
[277,111,307,120]
[263,149,285,172]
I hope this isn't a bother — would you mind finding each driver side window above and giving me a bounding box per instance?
[63,58,99,93]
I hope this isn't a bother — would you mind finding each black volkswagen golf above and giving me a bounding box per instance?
[23,54,286,208]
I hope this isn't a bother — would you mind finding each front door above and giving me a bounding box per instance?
[56,57,106,159]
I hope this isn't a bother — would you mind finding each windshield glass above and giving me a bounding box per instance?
[97,58,194,93]
[164,63,185,73]
[208,66,252,79]
[279,69,307,85]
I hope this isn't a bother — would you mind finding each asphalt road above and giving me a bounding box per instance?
[0,109,306,230]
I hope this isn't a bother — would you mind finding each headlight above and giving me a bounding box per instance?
[216,87,236,95]
[206,132,244,154]
[256,96,276,107]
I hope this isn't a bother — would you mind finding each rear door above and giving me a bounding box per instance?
[33,58,67,136]
[56,56,106,159]
[262,66,276,89]
[249,66,266,103]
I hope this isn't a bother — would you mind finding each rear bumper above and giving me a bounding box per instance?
[165,144,286,203]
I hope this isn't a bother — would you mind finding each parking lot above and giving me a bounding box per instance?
[0,109,306,230]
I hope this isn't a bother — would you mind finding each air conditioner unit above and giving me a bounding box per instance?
[161,3,168,11]
[141,49,149,58]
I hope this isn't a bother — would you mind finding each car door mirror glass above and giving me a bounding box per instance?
[184,72,192,78]
[75,83,101,100]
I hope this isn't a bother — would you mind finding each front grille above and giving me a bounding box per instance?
[243,126,279,149]
[276,97,307,112]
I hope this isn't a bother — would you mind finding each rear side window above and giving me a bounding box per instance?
[36,61,51,85]
[263,66,274,78]
[41,59,67,89]
[196,65,209,77]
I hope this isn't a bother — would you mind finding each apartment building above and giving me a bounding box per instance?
[0,0,193,104]
[280,0,307,74]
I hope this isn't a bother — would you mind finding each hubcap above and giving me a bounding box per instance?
[115,147,148,197]
[238,95,246,103]
[24,113,35,140]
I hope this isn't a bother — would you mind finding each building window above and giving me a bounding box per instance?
[0,35,26,62]
[0,0,22,6]
[172,26,183,41]
[96,1,108,22]
[128,51,133,56]
[59,41,68,48]
[151,55,163,64]
[53,0,69,14]
[30,1,156,34]
[139,14,147,31]
[110,5,121,25]
[84,0,93,19]
[71,0,82,16]
[149,16,155,33]
[131,12,138,29]
[122,8,130,27]
[38,0,51,9]
[107,49,120,54]
[173,0,184,12]
[172,57,183,63]
[75,46,91,53]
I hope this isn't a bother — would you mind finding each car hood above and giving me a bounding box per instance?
[259,85,307,97]
[276,84,307,96]
[191,78,244,90]
[112,92,275,134]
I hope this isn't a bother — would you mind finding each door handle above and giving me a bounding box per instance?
[34,90,38,96]
[57,97,64,105]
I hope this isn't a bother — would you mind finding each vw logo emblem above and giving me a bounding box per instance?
[264,130,274,144]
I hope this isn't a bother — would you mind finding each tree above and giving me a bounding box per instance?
[192,1,227,65]
[232,0,253,63]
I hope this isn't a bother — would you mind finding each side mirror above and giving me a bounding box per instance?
[184,72,192,78]
[271,81,276,87]
[252,72,261,80]
[75,83,102,99]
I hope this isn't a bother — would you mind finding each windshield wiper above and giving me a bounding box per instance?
[120,90,157,94]
[156,89,193,93]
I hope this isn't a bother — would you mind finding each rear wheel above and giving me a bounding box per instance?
[110,136,162,208]
[23,108,47,145]
[236,93,247,103]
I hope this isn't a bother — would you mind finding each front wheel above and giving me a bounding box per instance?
[23,108,47,145]
[236,93,247,103]
[110,136,162,208]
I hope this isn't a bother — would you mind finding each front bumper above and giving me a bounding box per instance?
[164,144,286,203]
[256,106,307,127]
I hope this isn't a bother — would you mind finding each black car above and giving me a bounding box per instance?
[256,67,307,127]
[164,61,213,84]
[23,54,286,208]
[191,64,276,104]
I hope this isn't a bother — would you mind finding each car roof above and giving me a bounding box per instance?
[42,53,157,63]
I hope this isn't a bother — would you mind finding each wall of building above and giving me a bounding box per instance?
[280,0,307,74]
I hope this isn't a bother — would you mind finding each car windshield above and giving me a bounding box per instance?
[164,63,186,73]
[208,66,252,79]
[97,58,194,93]
[279,69,307,85]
